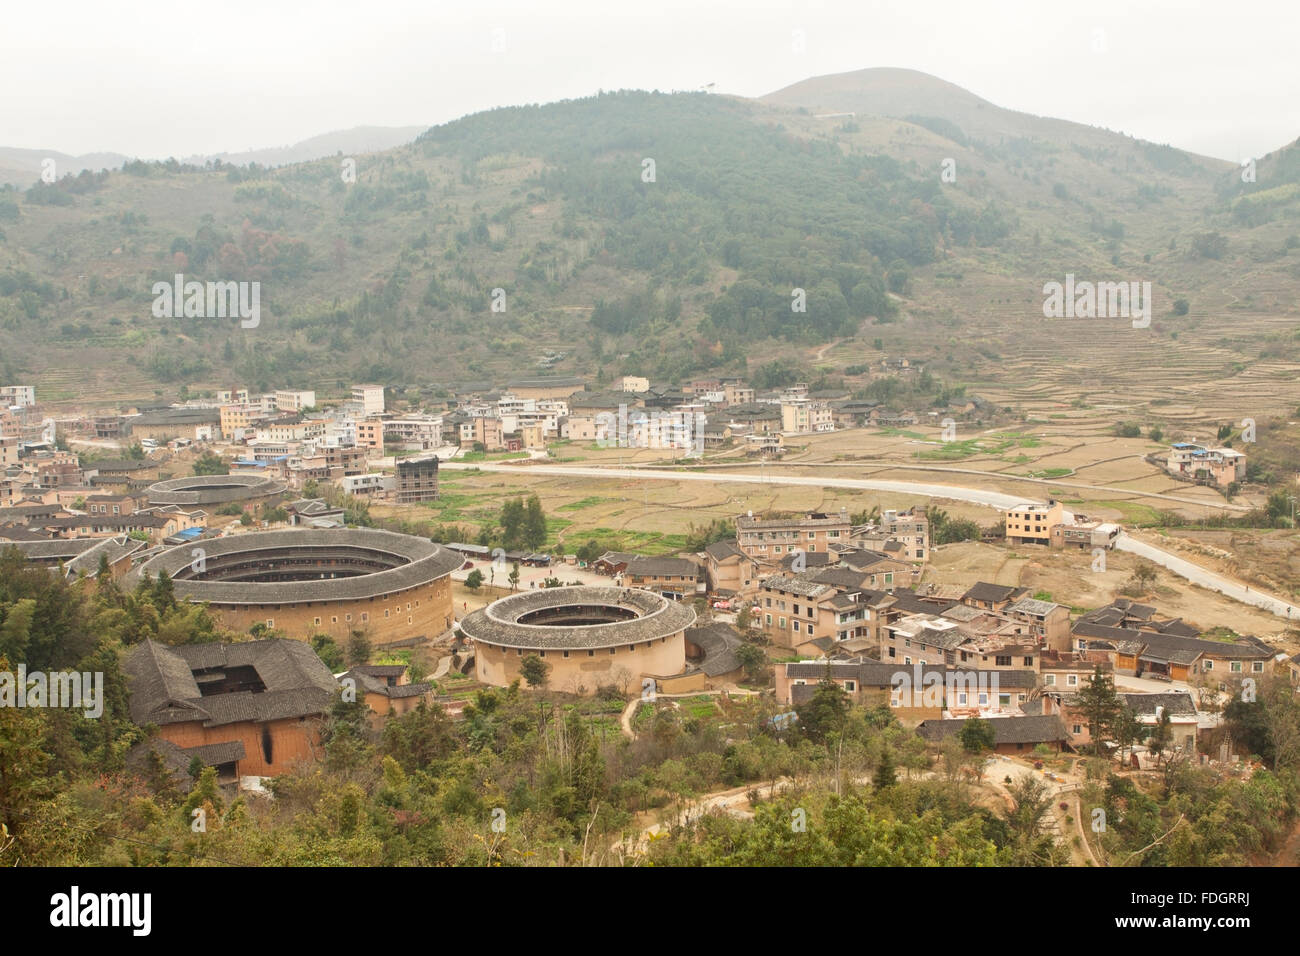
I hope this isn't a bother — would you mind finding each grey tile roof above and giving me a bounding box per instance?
[626,556,700,578]
[963,582,1025,604]
[917,714,1068,745]
[1122,692,1197,717]
[1072,621,1146,644]
[704,540,748,561]
[146,473,286,505]
[133,408,221,426]
[64,535,147,576]
[762,573,832,598]
[183,740,248,765]
[1006,598,1061,617]
[126,638,339,728]
[685,622,744,676]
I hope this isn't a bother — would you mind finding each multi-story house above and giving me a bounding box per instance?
[274,390,317,413]
[735,510,851,569]
[780,400,834,434]
[1166,443,1247,488]
[352,384,386,416]
[1004,500,1065,546]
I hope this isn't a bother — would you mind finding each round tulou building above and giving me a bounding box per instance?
[145,473,286,507]
[127,528,462,645]
[460,586,694,696]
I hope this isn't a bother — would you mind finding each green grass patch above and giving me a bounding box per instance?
[557,496,616,511]
[582,527,690,555]
[1103,500,1165,526]
[458,450,529,463]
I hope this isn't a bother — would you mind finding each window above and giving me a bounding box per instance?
[1203,660,1213,670]
[314,617,321,626]
[904,657,911,665]
[1067,674,1078,686]
[957,692,967,705]
[765,614,772,625]
[843,681,856,692]
[361,613,368,622]
[609,648,616,655]
[346,614,352,622]
[1252,661,1264,672]
[793,622,801,633]
[332,616,338,624]
[995,655,1012,667]
[778,617,786,628]
[266,619,274,627]
[562,651,570,658]
[999,694,1011,707]
[978,693,988,706]
[1023,656,1034,666]
[887,647,895,659]
[1230,661,1242,673]
[1073,725,1083,735]
[1044,674,1056,686]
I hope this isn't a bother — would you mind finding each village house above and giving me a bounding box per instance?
[624,556,702,599]
[735,509,851,569]
[961,582,1031,612]
[592,551,638,576]
[1003,500,1065,546]
[1124,692,1199,753]
[702,540,761,599]
[337,664,433,725]
[850,507,929,561]
[1165,443,1247,488]
[506,377,586,402]
[129,407,222,442]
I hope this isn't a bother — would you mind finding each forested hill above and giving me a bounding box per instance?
[0,71,1294,405]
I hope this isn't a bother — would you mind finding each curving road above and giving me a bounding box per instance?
[442,461,1030,509]
[1116,532,1300,620]
[442,461,1299,622]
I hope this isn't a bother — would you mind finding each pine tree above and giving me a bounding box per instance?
[874,746,897,789]
[1075,665,1123,755]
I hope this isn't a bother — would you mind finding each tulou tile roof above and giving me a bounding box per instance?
[125,527,462,606]
[460,585,695,651]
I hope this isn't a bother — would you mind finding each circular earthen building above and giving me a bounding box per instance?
[460,586,694,695]
[145,473,286,506]
[128,528,462,644]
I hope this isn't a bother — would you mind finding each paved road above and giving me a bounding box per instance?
[1116,531,1300,621]
[443,461,1300,622]
[443,461,1030,509]
[636,457,1249,513]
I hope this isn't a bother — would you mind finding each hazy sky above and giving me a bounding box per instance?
[2,0,1295,162]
